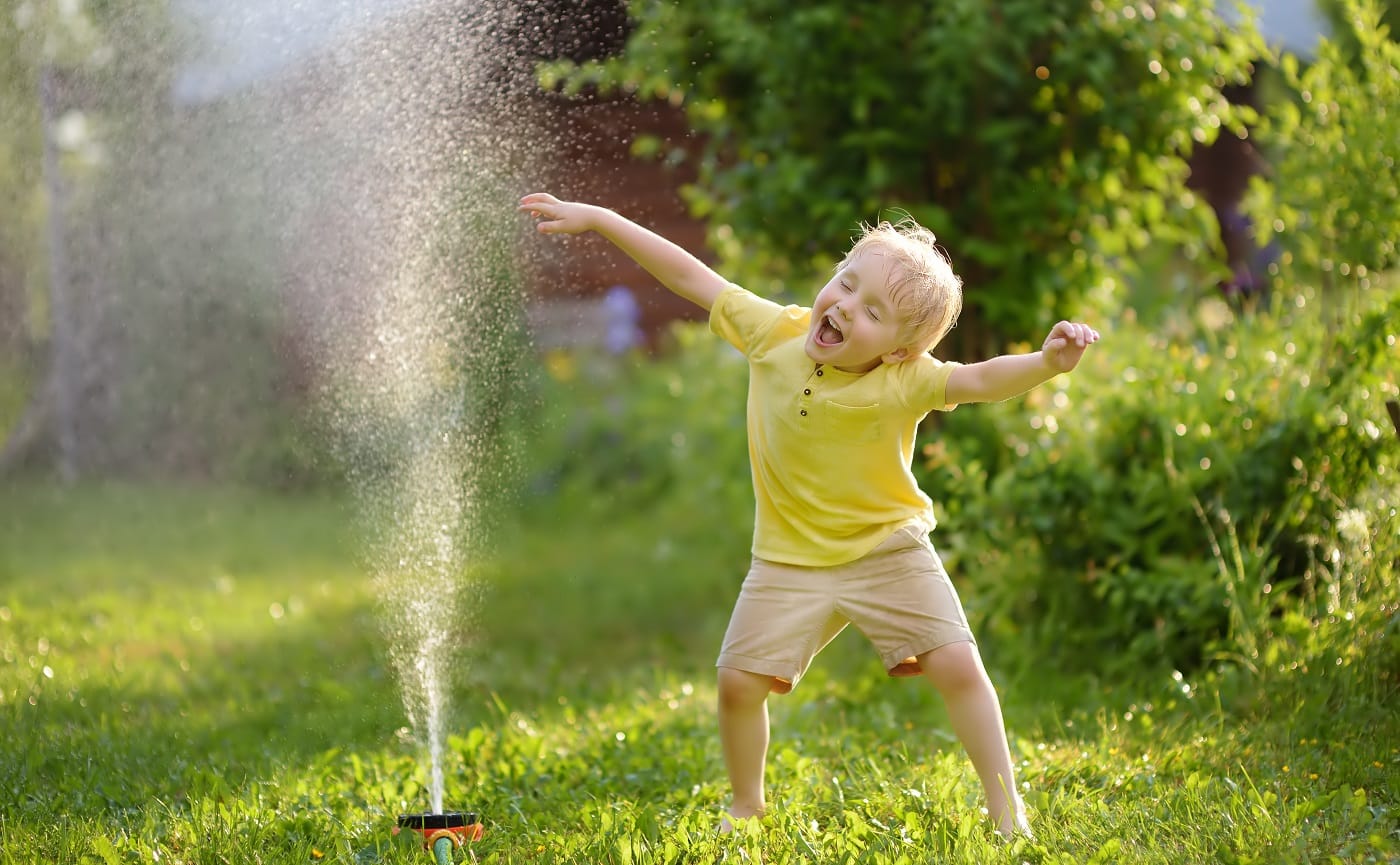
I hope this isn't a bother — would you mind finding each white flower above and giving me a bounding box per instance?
[1335,509,1369,545]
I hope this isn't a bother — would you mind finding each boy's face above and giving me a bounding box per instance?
[805,248,911,373]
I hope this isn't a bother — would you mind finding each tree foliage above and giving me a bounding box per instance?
[1246,0,1400,291]
[549,0,1265,348]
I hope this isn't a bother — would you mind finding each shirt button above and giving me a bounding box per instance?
[800,409,808,416]
[816,369,824,376]
[803,388,811,395]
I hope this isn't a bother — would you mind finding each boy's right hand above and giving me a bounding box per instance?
[520,191,729,311]
[519,192,597,235]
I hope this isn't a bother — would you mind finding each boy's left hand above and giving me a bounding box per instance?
[1041,321,1101,372]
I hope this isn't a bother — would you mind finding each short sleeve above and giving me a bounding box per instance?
[709,284,797,356]
[892,354,963,415]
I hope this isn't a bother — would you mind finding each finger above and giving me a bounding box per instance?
[1044,337,1066,352]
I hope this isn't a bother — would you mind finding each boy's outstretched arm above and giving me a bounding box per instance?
[519,192,729,311]
[944,320,1101,405]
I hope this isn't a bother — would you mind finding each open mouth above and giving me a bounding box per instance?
[816,314,844,346]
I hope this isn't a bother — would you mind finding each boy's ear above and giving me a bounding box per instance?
[882,346,914,364]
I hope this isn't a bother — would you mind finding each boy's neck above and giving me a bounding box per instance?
[820,361,878,376]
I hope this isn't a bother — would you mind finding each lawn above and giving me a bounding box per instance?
[1,483,1395,863]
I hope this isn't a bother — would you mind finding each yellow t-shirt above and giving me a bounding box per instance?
[709,284,961,567]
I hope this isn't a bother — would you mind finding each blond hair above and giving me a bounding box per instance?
[843,217,963,355]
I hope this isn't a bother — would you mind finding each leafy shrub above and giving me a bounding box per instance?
[922,286,1399,675]
[522,324,753,524]
[1244,0,1399,293]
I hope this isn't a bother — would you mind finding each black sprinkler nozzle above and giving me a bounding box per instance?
[397,811,478,831]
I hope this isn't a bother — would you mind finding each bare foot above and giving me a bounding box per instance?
[718,805,765,834]
[993,811,1033,841]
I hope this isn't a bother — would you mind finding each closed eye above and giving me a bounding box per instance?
[866,306,880,321]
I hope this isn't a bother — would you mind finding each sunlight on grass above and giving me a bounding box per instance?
[1,485,1395,863]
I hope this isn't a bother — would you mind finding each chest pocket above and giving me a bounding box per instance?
[822,401,883,443]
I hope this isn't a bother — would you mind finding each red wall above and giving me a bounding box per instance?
[523,91,713,348]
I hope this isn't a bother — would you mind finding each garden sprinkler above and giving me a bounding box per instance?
[395,812,484,864]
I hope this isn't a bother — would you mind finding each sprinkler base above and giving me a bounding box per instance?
[395,812,485,860]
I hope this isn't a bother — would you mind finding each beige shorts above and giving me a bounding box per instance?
[716,522,974,694]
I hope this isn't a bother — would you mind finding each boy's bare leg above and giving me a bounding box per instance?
[716,666,772,828]
[916,642,1030,837]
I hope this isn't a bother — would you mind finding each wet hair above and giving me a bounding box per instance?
[842,216,963,355]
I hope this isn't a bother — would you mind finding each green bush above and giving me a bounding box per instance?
[1246,0,1400,292]
[523,326,752,523]
[923,286,1399,675]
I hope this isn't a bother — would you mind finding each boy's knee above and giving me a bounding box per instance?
[917,641,986,694]
[717,667,771,710]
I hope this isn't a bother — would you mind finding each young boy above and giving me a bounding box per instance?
[519,192,1099,837]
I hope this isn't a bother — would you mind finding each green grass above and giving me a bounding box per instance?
[1,483,1396,863]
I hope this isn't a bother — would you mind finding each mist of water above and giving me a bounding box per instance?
[15,0,592,811]
[284,3,537,813]
[187,0,542,812]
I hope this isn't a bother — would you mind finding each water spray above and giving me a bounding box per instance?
[395,811,484,864]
